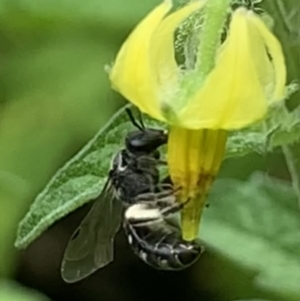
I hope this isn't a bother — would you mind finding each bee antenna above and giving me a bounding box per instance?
[126,108,144,131]
[137,110,146,129]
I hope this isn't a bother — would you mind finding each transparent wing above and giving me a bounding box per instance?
[61,180,123,283]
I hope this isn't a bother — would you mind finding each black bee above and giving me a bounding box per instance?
[61,109,168,282]
[61,109,203,283]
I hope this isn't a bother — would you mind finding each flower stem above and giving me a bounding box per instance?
[196,0,231,81]
[282,144,300,209]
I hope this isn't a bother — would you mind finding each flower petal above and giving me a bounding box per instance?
[249,11,286,102]
[178,7,273,129]
[246,15,274,95]
[151,1,204,99]
[110,0,203,121]
[109,0,173,121]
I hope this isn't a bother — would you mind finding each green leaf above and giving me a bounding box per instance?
[268,106,300,148]
[202,172,300,301]
[226,99,300,158]
[226,131,268,158]
[14,105,163,249]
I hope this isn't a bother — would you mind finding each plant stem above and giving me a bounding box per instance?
[196,0,231,80]
[282,144,300,208]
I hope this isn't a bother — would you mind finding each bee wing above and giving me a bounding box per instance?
[61,180,123,283]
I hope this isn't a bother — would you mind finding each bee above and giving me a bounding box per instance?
[61,109,168,283]
[61,109,203,283]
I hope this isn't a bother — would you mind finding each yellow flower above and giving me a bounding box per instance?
[109,0,286,240]
[110,1,285,129]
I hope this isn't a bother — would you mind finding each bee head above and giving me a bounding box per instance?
[125,108,167,154]
[125,129,167,154]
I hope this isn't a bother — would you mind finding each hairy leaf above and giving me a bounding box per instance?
[227,101,300,158]
[14,105,139,248]
[202,173,300,301]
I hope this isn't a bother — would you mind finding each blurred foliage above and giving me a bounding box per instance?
[0,280,49,301]
[0,0,300,301]
[202,173,300,301]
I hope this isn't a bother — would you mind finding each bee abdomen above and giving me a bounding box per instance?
[124,222,204,270]
[145,240,203,270]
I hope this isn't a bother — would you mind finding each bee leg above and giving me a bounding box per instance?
[136,188,186,214]
[133,192,157,202]
[128,217,164,228]
[159,198,191,217]
[161,175,172,184]
[134,186,180,203]
[156,183,173,191]
[156,160,167,165]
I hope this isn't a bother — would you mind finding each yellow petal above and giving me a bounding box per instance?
[151,1,204,96]
[249,11,286,101]
[110,0,204,121]
[109,0,172,121]
[178,8,271,129]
